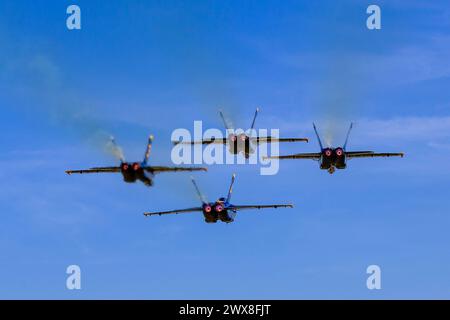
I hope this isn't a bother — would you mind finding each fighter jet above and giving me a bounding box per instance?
[265,123,404,174]
[65,135,207,186]
[173,108,309,158]
[144,174,294,223]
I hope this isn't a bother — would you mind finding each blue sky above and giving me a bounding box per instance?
[1,0,450,299]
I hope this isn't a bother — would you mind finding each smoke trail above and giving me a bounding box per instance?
[0,31,116,157]
[150,3,243,126]
[313,52,363,147]
[105,137,125,162]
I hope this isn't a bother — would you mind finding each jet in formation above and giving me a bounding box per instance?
[65,135,207,186]
[144,174,293,223]
[265,123,404,174]
[173,108,309,158]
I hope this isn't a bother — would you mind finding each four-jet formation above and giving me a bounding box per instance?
[173,108,309,158]
[65,135,207,186]
[265,123,404,174]
[144,174,293,223]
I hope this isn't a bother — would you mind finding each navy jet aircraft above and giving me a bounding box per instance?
[144,174,293,223]
[65,135,207,186]
[265,123,404,174]
[173,108,309,158]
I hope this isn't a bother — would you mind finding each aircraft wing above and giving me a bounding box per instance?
[347,152,404,158]
[265,153,321,160]
[65,167,121,175]
[173,138,228,145]
[251,137,309,144]
[229,204,294,211]
[144,166,207,173]
[144,207,203,216]
[346,151,374,155]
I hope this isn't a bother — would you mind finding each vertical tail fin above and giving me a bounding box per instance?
[248,108,259,138]
[343,123,353,150]
[143,135,154,165]
[312,123,324,150]
[226,173,236,203]
[219,109,233,130]
[191,176,208,204]
[109,136,125,162]
[250,108,259,132]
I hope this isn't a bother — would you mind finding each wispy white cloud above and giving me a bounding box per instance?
[250,30,450,86]
[260,115,450,148]
[361,35,450,85]
[357,116,450,141]
[427,141,450,150]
